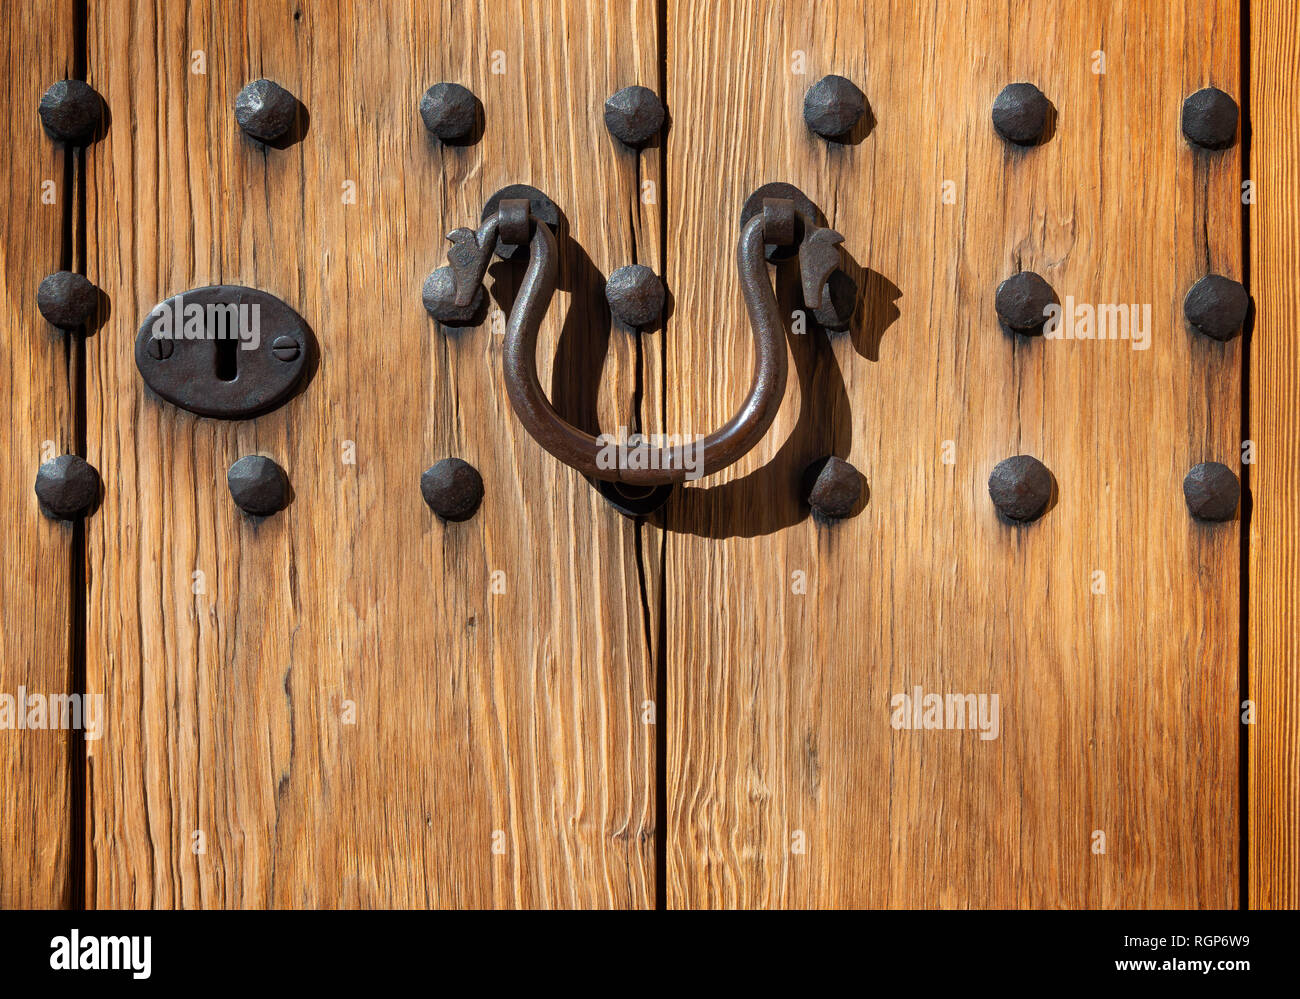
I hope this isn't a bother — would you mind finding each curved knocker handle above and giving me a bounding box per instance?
[434,192,844,489]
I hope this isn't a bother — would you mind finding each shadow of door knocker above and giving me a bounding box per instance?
[423,183,853,516]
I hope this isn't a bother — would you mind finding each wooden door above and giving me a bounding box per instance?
[5,0,1298,910]
[663,0,1243,908]
[82,0,660,908]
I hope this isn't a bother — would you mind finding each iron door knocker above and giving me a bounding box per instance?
[424,183,849,511]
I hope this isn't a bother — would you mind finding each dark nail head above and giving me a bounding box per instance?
[604,86,665,147]
[420,82,478,141]
[1183,274,1249,341]
[992,82,1050,145]
[227,455,290,516]
[803,75,866,140]
[605,265,665,328]
[234,79,298,142]
[39,80,104,145]
[1183,461,1240,521]
[37,271,99,329]
[804,456,864,520]
[421,458,484,521]
[1182,87,1238,150]
[988,455,1053,522]
[995,271,1056,333]
[34,454,100,519]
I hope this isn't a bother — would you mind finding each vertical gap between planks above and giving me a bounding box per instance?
[1237,0,1251,912]
[67,0,89,912]
[652,0,670,912]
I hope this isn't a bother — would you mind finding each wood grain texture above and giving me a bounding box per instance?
[1249,0,1300,910]
[84,0,660,908]
[0,1,76,909]
[664,0,1242,907]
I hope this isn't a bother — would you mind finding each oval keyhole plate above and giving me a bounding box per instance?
[134,285,311,419]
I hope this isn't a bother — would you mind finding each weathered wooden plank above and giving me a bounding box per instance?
[665,0,1241,907]
[1249,0,1300,910]
[84,0,659,908]
[0,1,77,909]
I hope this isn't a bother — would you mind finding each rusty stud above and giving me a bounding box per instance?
[992,82,1050,146]
[421,458,483,522]
[605,265,665,329]
[422,267,486,326]
[34,454,100,519]
[419,82,478,142]
[988,455,1053,522]
[1183,461,1240,521]
[1183,274,1249,341]
[38,80,104,145]
[37,271,99,330]
[804,456,864,520]
[803,75,867,141]
[227,455,290,516]
[995,271,1056,334]
[234,79,298,143]
[1182,87,1239,150]
[603,85,665,147]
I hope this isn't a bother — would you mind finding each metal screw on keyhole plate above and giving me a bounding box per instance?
[271,335,300,361]
[146,336,173,360]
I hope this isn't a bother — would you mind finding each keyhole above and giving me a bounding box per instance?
[215,336,239,381]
